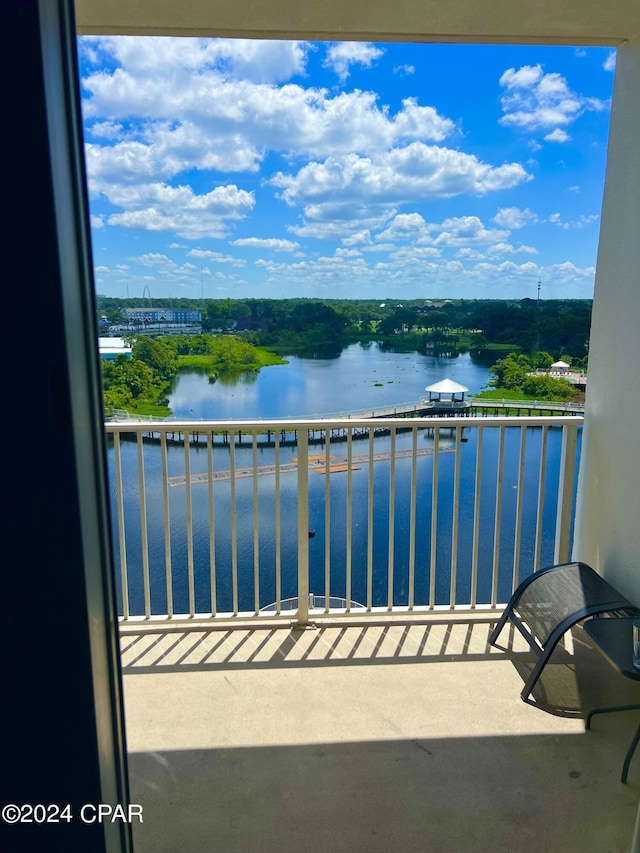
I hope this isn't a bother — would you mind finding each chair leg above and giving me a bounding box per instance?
[489,607,513,646]
[586,703,640,730]
[520,644,557,702]
[584,706,640,784]
[622,723,640,784]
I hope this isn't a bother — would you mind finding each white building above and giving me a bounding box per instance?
[98,337,132,360]
[124,307,201,324]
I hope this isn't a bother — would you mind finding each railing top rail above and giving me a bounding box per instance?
[105,414,584,432]
[105,397,584,426]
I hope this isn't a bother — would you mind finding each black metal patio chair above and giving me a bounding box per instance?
[489,561,639,702]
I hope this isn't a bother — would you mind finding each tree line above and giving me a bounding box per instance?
[98,297,593,412]
[101,334,263,414]
[97,296,592,363]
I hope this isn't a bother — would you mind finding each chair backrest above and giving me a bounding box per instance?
[516,562,634,648]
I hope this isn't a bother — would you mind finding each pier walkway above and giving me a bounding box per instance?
[107,398,584,453]
[302,397,585,419]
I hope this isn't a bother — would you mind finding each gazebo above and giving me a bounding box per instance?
[551,360,570,375]
[423,378,469,405]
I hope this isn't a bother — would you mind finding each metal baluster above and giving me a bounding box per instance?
[160,431,173,618]
[113,431,129,620]
[533,425,548,573]
[137,431,151,618]
[183,431,195,617]
[471,425,483,608]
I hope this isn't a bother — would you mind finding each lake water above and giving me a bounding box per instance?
[108,344,580,616]
[167,343,493,420]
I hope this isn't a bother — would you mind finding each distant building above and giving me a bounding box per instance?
[124,307,202,324]
[98,337,132,360]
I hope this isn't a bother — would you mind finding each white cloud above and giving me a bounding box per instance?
[135,253,176,267]
[231,237,300,252]
[544,128,570,143]
[389,246,442,261]
[548,260,596,281]
[105,183,255,239]
[604,51,617,72]
[89,121,125,140]
[548,212,600,230]
[323,42,384,82]
[82,38,455,185]
[271,144,530,236]
[501,65,544,89]
[341,230,372,247]
[290,205,397,239]
[361,243,396,252]
[430,216,510,247]
[487,242,538,256]
[473,260,540,275]
[246,243,595,297]
[81,36,309,84]
[376,213,430,242]
[127,253,205,278]
[493,206,539,229]
[499,64,607,133]
[187,248,246,263]
[456,248,485,260]
[393,65,415,76]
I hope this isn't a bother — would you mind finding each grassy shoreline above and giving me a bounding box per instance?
[112,347,288,418]
[177,347,288,371]
[472,387,584,404]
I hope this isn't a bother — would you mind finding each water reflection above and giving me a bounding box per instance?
[168,343,493,420]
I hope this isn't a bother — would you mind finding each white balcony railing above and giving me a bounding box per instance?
[105,415,582,624]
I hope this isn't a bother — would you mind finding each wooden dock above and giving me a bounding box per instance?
[167,445,455,487]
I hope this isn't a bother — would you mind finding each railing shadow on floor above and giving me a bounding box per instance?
[120,618,626,721]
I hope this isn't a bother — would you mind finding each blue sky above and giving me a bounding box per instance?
[78,38,616,301]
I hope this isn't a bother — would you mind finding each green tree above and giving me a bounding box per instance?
[132,337,178,380]
[521,375,575,400]
[489,353,533,389]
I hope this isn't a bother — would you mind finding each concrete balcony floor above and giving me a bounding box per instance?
[121,616,640,852]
